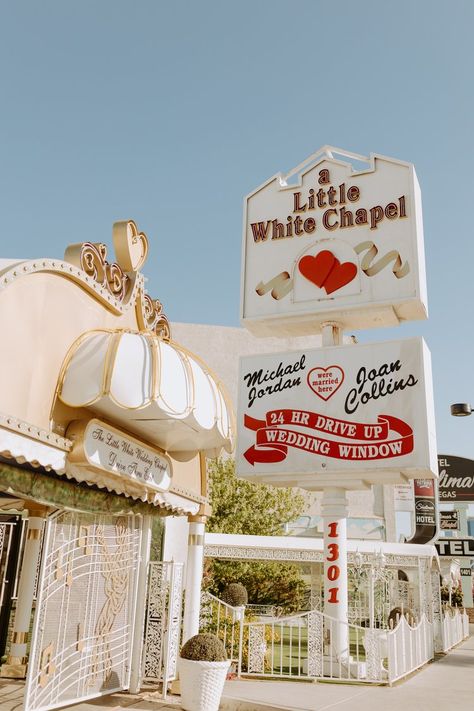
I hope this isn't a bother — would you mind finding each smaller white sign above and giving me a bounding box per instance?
[83,420,172,491]
[394,483,414,512]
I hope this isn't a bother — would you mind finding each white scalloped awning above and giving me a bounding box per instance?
[58,330,234,459]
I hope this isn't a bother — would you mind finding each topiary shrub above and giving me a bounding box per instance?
[441,585,464,607]
[388,607,416,629]
[221,582,248,607]
[180,633,227,662]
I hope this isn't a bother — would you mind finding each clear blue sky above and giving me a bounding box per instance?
[1,1,474,460]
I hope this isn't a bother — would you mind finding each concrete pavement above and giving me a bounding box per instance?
[1,633,473,711]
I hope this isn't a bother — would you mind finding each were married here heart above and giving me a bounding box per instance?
[307,366,344,400]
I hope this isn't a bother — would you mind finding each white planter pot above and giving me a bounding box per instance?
[179,657,230,711]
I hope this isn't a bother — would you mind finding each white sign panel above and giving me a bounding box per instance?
[241,147,427,337]
[81,419,172,491]
[394,483,415,512]
[236,337,437,490]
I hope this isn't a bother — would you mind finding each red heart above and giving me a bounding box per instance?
[298,250,336,288]
[324,261,357,294]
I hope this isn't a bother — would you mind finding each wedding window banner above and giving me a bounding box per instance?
[241,147,427,337]
[236,337,437,489]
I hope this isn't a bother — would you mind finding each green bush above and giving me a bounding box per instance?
[222,583,248,607]
[180,633,227,662]
[441,585,464,607]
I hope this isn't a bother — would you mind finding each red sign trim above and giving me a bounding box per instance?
[243,409,413,466]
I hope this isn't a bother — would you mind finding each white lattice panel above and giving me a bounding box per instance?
[143,561,184,683]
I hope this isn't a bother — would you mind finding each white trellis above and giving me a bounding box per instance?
[204,533,441,628]
[142,561,184,695]
[202,532,444,684]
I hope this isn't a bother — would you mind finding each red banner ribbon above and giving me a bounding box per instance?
[243,410,413,465]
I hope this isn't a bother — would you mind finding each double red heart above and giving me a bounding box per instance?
[298,249,357,295]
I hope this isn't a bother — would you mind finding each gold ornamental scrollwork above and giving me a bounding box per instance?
[64,220,171,340]
[79,242,130,302]
[137,294,171,341]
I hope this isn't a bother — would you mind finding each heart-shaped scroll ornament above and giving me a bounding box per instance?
[307,366,344,401]
[298,249,357,294]
[113,220,149,273]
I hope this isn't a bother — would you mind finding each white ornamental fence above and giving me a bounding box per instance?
[441,608,469,652]
[385,614,434,683]
[199,605,436,685]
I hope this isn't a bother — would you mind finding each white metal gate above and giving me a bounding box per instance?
[142,561,184,691]
[24,510,142,711]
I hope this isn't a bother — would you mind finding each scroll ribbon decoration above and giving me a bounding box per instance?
[243,409,414,465]
[255,241,409,300]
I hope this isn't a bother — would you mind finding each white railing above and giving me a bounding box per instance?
[198,595,469,686]
[239,608,435,685]
[240,609,386,683]
[200,591,244,672]
[442,608,469,652]
[386,613,434,684]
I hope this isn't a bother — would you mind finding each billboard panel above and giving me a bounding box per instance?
[237,337,437,490]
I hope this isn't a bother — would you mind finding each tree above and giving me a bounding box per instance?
[205,458,309,613]
[207,457,307,536]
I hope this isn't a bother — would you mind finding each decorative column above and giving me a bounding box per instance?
[322,487,349,659]
[0,504,48,679]
[128,515,152,694]
[182,514,206,643]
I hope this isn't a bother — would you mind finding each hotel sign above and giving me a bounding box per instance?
[67,419,172,492]
[438,455,474,501]
[236,337,437,489]
[241,147,427,337]
[435,539,474,557]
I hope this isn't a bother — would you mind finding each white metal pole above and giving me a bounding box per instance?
[369,566,375,629]
[182,516,206,643]
[128,515,152,694]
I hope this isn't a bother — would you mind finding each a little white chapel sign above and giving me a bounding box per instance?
[241,146,427,337]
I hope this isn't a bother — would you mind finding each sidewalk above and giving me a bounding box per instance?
[2,633,473,711]
[221,632,474,711]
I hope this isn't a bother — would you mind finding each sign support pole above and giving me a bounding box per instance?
[322,487,349,659]
[320,323,349,660]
